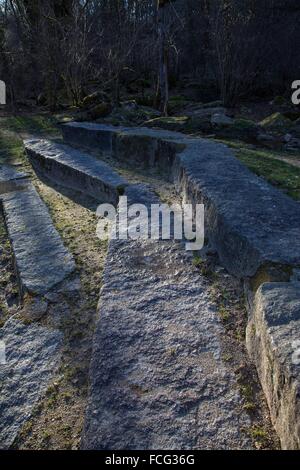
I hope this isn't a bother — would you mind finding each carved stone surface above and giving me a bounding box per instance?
[246,282,300,450]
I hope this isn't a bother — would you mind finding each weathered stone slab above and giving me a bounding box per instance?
[175,141,300,279]
[0,318,63,449]
[24,138,127,205]
[0,165,28,182]
[0,165,29,195]
[62,122,124,153]
[62,123,300,279]
[246,282,300,450]
[0,183,75,295]
[82,184,252,450]
[62,122,185,169]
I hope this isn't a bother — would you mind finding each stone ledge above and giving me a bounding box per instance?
[0,165,29,195]
[62,122,300,279]
[24,138,127,206]
[0,165,28,183]
[246,282,300,449]
[82,184,253,450]
[0,318,63,449]
[1,182,75,295]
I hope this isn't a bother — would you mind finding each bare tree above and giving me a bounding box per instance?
[1,0,299,110]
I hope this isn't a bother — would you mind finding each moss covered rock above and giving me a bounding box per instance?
[103,104,160,126]
[82,91,109,108]
[201,100,223,109]
[88,103,112,119]
[213,118,260,142]
[260,112,293,130]
[185,115,212,133]
[211,113,234,126]
[144,116,189,132]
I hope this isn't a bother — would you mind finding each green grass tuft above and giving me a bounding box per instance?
[235,147,300,200]
[2,115,58,135]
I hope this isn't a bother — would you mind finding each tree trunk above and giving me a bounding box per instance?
[157,0,170,116]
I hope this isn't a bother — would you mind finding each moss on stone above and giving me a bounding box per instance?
[233,118,257,129]
[88,102,112,119]
[144,115,189,131]
[250,264,293,293]
[82,91,109,108]
[260,112,292,129]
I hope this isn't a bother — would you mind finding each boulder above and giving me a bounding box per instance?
[215,118,260,142]
[283,136,300,151]
[186,115,212,133]
[106,105,161,126]
[185,106,225,118]
[144,116,190,132]
[82,91,109,108]
[211,113,234,126]
[88,102,112,120]
[201,100,223,109]
[257,133,276,145]
[231,118,259,136]
[260,112,293,130]
[122,100,139,111]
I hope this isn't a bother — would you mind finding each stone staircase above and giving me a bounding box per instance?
[59,122,300,450]
[1,122,299,449]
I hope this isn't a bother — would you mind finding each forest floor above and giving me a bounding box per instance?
[0,105,292,449]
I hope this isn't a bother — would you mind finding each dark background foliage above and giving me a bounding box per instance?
[0,0,299,109]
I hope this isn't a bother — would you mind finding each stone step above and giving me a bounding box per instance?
[82,184,253,450]
[0,165,28,183]
[246,282,300,450]
[0,318,63,449]
[0,178,75,295]
[62,122,300,281]
[24,138,127,205]
[0,165,29,195]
